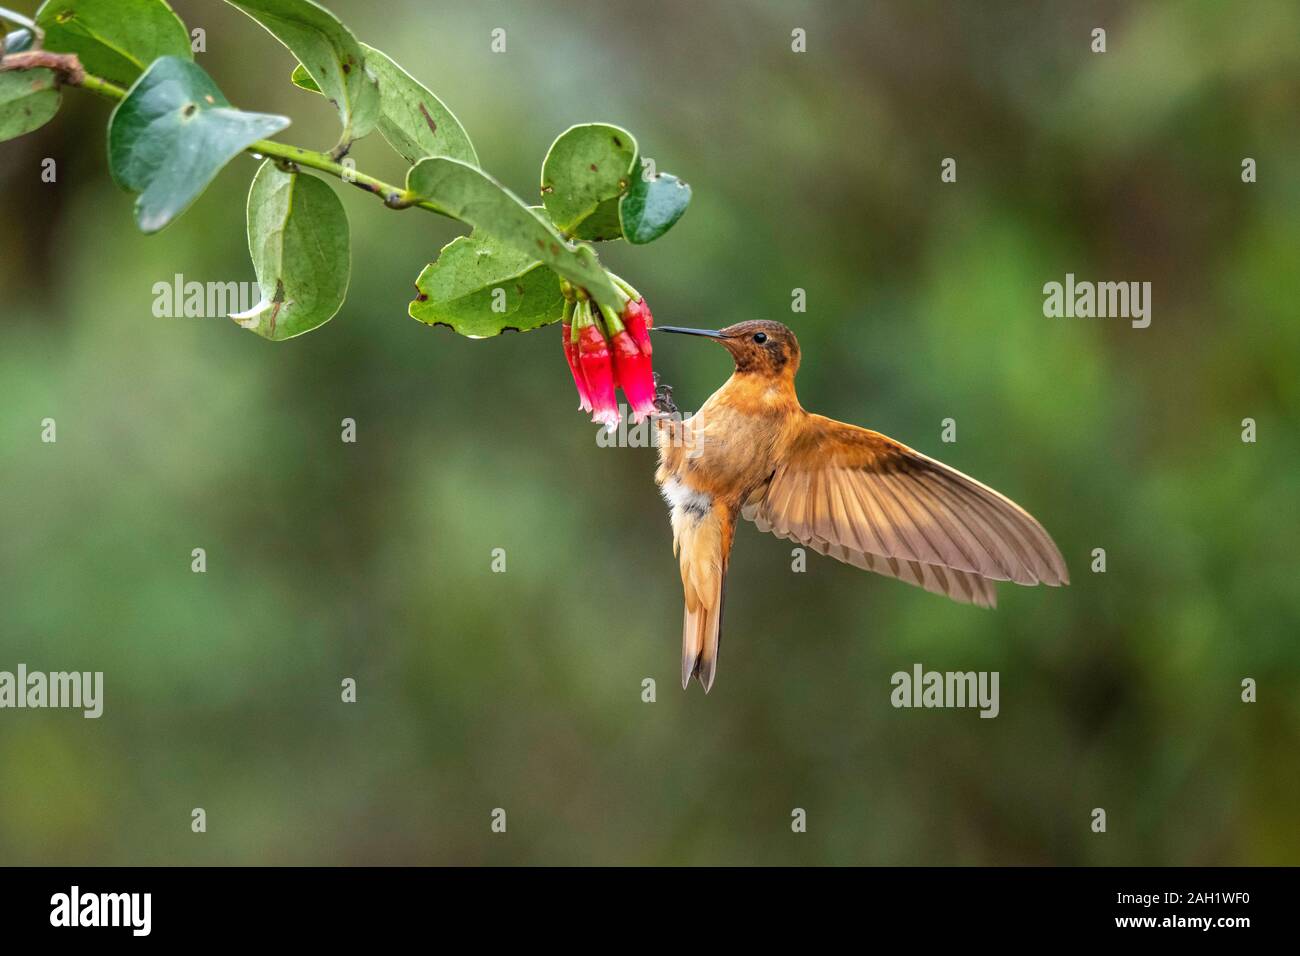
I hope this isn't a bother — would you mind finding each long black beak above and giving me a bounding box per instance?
[653,326,727,339]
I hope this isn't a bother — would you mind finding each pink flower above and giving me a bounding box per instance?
[561,309,592,412]
[575,301,619,431]
[609,324,656,422]
[623,296,653,357]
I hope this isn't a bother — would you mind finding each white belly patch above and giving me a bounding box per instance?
[661,476,713,522]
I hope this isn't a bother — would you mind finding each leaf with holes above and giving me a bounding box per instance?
[406,156,620,309]
[0,69,60,142]
[540,123,637,240]
[620,170,691,245]
[292,44,476,166]
[225,0,378,152]
[231,160,350,340]
[108,56,290,233]
[410,231,563,338]
[35,0,191,87]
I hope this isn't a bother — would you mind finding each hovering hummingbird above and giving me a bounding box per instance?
[652,320,1069,692]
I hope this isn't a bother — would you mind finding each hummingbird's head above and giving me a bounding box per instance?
[654,320,800,378]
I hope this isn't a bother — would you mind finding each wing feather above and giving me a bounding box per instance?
[743,414,1068,605]
[786,524,997,608]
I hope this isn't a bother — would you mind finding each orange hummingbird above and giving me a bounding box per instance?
[652,320,1069,692]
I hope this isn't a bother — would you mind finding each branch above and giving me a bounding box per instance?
[0,50,88,88]
[0,51,453,219]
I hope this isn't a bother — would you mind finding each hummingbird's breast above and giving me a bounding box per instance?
[656,377,798,510]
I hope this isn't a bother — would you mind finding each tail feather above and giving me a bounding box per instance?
[673,499,734,693]
[682,585,726,691]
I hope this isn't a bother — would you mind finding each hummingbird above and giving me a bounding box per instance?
[651,320,1069,692]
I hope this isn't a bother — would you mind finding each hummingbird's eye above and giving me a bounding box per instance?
[752,332,768,344]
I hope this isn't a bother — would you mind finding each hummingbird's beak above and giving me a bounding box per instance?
[653,326,728,339]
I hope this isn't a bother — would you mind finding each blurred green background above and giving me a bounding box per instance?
[2,0,1298,865]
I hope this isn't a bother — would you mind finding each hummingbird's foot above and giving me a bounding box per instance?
[652,373,678,415]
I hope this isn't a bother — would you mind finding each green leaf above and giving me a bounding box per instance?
[292,45,477,166]
[108,56,290,233]
[620,170,691,245]
[540,123,637,240]
[0,69,60,142]
[363,47,477,167]
[406,157,620,309]
[225,0,379,153]
[35,0,191,87]
[289,61,318,92]
[232,160,350,340]
[410,232,563,337]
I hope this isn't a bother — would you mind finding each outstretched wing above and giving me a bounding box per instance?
[742,414,1069,604]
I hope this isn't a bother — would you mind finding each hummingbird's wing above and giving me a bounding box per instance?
[741,414,1068,602]
[759,521,1000,607]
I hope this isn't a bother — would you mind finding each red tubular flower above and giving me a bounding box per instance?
[623,296,654,357]
[575,301,619,431]
[603,302,656,422]
[560,302,592,412]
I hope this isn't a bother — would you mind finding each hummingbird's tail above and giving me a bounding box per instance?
[672,498,735,692]
[681,581,726,692]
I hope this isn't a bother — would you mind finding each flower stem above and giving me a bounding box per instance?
[598,301,625,335]
[607,271,638,303]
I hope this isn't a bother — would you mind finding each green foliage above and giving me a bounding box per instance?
[0,69,60,142]
[225,0,379,153]
[406,157,620,310]
[289,61,316,91]
[2,0,692,342]
[541,123,637,240]
[233,160,350,340]
[361,47,477,167]
[35,0,191,87]
[401,123,690,335]
[292,44,476,166]
[620,171,691,245]
[107,57,289,233]
[410,233,564,337]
